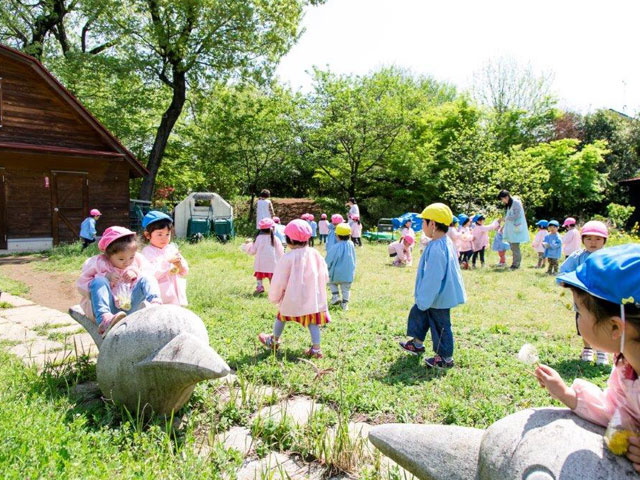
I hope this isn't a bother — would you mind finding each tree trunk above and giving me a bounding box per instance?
[247,194,256,223]
[139,69,186,201]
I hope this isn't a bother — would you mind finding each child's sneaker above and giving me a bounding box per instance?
[581,348,594,362]
[305,346,323,358]
[254,285,265,295]
[330,296,341,306]
[398,340,425,355]
[341,301,349,311]
[98,311,127,337]
[258,333,279,351]
[596,351,609,365]
[425,355,454,369]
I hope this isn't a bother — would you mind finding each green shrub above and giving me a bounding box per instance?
[606,202,635,229]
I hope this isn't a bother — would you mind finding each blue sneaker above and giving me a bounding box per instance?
[398,340,425,355]
[425,355,454,369]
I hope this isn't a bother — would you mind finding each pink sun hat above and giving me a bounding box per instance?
[321,213,327,220]
[403,235,415,245]
[284,219,312,242]
[90,208,102,216]
[563,217,577,227]
[581,220,609,238]
[273,216,281,224]
[307,214,315,221]
[331,214,344,225]
[258,218,274,229]
[351,215,360,221]
[98,226,135,252]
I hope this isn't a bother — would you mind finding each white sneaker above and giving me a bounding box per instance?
[581,348,594,362]
[341,301,349,311]
[596,351,609,366]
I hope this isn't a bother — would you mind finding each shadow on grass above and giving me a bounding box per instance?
[378,354,448,386]
[548,358,612,380]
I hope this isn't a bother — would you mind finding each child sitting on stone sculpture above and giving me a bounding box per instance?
[141,211,189,306]
[77,226,161,337]
[536,244,640,467]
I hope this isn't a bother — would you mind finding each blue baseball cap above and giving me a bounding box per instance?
[142,210,173,229]
[536,220,549,228]
[451,215,459,225]
[557,244,640,306]
[548,220,560,227]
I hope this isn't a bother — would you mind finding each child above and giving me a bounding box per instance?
[243,217,284,294]
[471,215,500,268]
[258,219,330,358]
[318,214,329,245]
[308,214,318,247]
[325,223,356,310]
[273,217,286,247]
[77,226,161,337]
[532,220,549,269]
[388,236,415,267]
[559,220,610,365]
[325,214,344,251]
[399,203,466,368]
[543,220,563,274]
[141,211,189,306]
[491,225,510,267]
[401,218,416,241]
[562,217,581,258]
[255,189,275,229]
[350,215,363,247]
[79,208,101,250]
[458,214,474,270]
[446,216,461,258]
[535,244,640,471]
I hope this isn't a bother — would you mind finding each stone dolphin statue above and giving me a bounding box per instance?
[369,407,636,479]
[70,304,230,415]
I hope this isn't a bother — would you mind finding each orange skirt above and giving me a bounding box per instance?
[277,310,331,327]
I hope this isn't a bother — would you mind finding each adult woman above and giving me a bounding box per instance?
[346,198,360,225]
[498,190,529,269]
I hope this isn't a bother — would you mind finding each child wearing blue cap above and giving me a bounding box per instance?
[535,244,640,466]
[399,203,466,368]
[141,211,189,305]
[543,220,562,274]
[532,220,548,269]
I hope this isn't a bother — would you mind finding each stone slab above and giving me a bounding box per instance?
[254,396,325,426]
[1,305,73,329]
[0,293,34,307]
[9,339,66,359]
[237,452,325,480]
[0,322,39,342]
[215,426,254,456]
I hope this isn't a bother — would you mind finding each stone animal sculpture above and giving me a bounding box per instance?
[369,408,636,480]
[69,304,230,415]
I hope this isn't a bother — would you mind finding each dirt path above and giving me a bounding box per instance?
[0,256,79,312]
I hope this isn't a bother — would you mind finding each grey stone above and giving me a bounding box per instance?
[253,396,325,427]
[0,293,34,307]
[96,305,230,415]
[0,322,39,342]
[9,339,66,358]
[369,408,638,480]
[237,452,325,480]
[215,426,254,456]
[69,305,103,349]
[3,305,73,329]
[369,423,483,480]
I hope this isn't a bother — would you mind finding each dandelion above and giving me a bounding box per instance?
[517,343,539,365]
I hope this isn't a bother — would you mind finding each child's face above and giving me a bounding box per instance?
[583,235,605,253]
[147,227,172,249]
[108,244,137,270]
[548,225,558,233]
[477,219,485,225]
[574,292,622,353]
[422,219,435,237]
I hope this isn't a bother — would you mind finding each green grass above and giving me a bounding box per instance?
[2,231,637,478]
[0,275,29,296]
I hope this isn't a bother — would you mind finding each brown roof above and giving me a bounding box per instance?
[0,43,148,178]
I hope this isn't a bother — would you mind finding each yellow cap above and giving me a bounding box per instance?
[335,223,352,236]
[420,203,453,225]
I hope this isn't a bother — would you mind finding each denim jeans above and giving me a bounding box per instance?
[406,304,453,357]
[90,276,160,324]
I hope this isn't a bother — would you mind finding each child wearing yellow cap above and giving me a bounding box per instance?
[325,223,356,310]
[399,203,467,368]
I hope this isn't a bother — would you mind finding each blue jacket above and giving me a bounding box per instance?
[503,197,529,244]
[414,236,466,310]
[491,231,510,252]
[543,233,562,259]
[326,224,337,250]
[559,249,591,274]
[79,217,97,240]
[325,239,356,283]
[309,220,318,237]
[274,224,286,245]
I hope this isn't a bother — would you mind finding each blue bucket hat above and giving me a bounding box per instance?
[557,244,640,306]
[458,214,469,225]
[451,215,459,225]
[536,220,549,228]
[142,210,173,229]
[548,220,560,227]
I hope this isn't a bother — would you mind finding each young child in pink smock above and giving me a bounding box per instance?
[536,244,640,468]
[350,215,363,247]
[532,220,548,269]
[77,226,161,336]
[562,217,581,258]
[388,236,414,266]
[446,216,461,258]
[141,211,189,306]
[243,217,285,294]
[458,216,474,270]
[318,214,330,245]
[258,219,330,359]
[470,215,500,268]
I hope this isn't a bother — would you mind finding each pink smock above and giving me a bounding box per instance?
[471,220,499,252]
[388,241,412,265]
[142,243,189,306]
[351,222,363,238]
[268,246,329,317]
[318,220,330,235]
[532,229,547,253]
[446,228,461,256]
[563,228,582,257]
[244,233,285,274]
[459,226,473,252]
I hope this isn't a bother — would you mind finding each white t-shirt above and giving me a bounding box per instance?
[256,199,272,228]
[348,204,360,219]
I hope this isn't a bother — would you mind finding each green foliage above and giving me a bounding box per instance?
[606,203,636,228]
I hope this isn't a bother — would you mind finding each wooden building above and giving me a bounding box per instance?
[0,44,147,251]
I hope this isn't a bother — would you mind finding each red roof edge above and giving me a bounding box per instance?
[0,43,149,178]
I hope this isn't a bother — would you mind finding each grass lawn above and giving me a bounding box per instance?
[3,232,634,478]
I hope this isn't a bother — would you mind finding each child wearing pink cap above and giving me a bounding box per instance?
[562,217,581,258]
[243,218,284,294]
[77,226,161,337]
[350,215,363,247]
[388,236,414,267]
[79,208,102,251]
[304,214,318,247]
[318,214,329,245]
[258,219,330,358]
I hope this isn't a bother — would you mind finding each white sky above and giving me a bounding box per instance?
[276,0,640,114]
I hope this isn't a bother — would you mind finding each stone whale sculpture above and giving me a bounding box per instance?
[69,304,230,414]
[369,407,636,479]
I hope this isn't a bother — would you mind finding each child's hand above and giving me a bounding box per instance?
[106,272,120,286]
[535,365,577,409]
[626,436,640,472]
[122,270,138,283]
[169,255,182,266]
